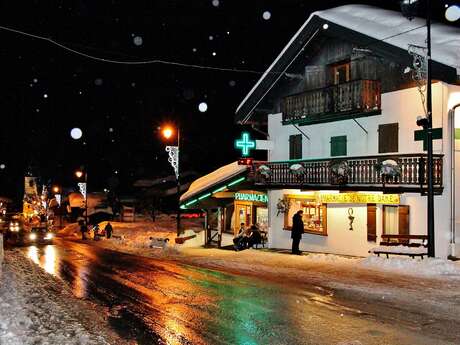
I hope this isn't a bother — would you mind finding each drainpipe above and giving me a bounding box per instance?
[450,103,460,259]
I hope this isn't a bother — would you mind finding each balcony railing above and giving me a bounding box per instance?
[250,154,443,192]
[281,79,381,124]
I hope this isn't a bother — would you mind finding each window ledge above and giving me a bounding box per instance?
[283,228,328,237]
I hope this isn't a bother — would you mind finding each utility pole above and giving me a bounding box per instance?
[176,128,181,236]
[426,0,435,257]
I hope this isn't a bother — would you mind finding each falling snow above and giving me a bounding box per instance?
[212,0,219,7]
[133,36,143,46]
[263,11,271,20]
[70,128,83,140]
[198,102,208,112]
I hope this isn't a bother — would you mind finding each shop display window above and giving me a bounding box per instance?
[284,196,327,235]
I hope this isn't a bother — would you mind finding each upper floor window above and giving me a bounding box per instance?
[289,134,302,160]
[331,61,350,85]
[330,135,347,156]
[378,123,399,153]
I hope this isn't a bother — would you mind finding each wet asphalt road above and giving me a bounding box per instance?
[19,239,455,345]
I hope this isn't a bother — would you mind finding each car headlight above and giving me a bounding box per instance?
[44,233,53,240]
[29,233,37,240]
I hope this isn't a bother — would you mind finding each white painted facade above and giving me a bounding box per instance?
[265,83,460,258]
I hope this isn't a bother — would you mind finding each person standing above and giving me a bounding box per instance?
[291,210,304,255]
[105,222,113,239]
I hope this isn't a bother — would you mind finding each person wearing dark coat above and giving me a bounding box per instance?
[105,222,113,239]
[291,210,304,255]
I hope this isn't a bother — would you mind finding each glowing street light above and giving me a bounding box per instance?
[75,169,88,226]
[53,186,60,193]
[160,124,182,236]
[162,127,173,140]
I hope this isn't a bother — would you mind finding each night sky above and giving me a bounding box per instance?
[0,0,456,200]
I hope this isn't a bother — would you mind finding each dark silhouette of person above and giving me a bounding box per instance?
[291,210,304,255]
[105,222,113,239]
[233,223,246,251]
[248,225,262,248]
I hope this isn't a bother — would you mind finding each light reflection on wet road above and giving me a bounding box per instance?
[21,240,453,345]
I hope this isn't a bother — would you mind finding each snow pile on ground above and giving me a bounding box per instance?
[0,251,122,345]
[360,256,460,277]
[369,245,427,254]
[59,222,81,237]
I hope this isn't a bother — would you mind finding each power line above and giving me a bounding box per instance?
[0,24,265,74]
[0,22,431,75]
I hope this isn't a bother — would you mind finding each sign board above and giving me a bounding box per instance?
[234,192,268,203]
[319,193,400,205]
[235,132,256,157]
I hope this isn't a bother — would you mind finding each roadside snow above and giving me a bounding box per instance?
[360,256,460,277]
[0,250,122,345]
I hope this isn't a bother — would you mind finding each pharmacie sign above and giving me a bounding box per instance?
[235,192,268,203]
[319,193,399,205]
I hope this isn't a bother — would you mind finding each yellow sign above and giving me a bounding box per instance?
[319,193,400,205]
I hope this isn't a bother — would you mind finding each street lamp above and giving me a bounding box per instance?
[161,125,182,236]
[401,0,434,257]
[75,170,88,226]
[52,186,62,229]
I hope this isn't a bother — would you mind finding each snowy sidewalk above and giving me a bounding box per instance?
[0,250,125,345]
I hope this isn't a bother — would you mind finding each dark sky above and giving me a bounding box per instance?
[0,0,455,200]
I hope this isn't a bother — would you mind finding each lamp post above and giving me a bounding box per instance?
[75,170,88,226]
[162,125,182,236]
[53,186,62,229]
[401,0,434,257]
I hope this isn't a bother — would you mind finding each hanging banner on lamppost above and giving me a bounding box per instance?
[55,194,61,207]
[165,146,179,179]
[78,182,87,200]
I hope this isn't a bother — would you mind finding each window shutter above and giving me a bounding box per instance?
[398,205,410,235]
[367,204,377,242]
[289,134,302,159]
[330,136,347,156]
[378,123,399,153]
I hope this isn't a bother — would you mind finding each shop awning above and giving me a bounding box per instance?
[180,161,249,209]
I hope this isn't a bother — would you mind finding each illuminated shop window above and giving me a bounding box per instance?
[284,195,327,235]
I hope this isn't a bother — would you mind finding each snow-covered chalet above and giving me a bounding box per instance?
[233,5,460,258]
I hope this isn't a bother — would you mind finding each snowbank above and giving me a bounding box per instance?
[369,245,427,255]
[360,256,460,277]
[0,251,122,345]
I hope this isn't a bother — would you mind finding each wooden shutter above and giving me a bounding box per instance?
[330,136,347,156]
[398,205,410,235]
[367,204,377,242]
[289,134,302,160]
[378,123,399,153]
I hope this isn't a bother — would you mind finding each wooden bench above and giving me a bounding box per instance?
[253,231,268,249]
[370,234,428,259]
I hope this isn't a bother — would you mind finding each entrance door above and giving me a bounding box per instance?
[235,203,252,235]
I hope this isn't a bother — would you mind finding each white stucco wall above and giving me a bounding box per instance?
[265,82,460,258]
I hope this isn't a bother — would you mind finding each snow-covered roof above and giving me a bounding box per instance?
[236,4,460,123]
[180,162,248,203]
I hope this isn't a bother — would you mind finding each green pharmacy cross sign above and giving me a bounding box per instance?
[235,132,256,157]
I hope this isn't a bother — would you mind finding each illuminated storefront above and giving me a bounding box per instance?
[180,162,268,247]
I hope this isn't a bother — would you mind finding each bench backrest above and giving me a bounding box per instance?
[381,234,428,240]
[381,234,427,246]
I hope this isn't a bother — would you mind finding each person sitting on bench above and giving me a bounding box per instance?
[248,225,262,248]
[233,223,246,251]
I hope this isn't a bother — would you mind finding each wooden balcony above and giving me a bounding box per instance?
[250,154,443,193]
[281,79,381,125]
